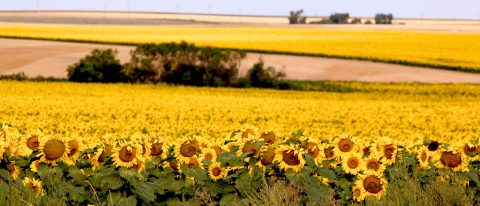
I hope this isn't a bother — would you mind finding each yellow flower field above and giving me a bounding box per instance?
[0,23,479,71]
[2,81,480,204]
[1,81,480,143]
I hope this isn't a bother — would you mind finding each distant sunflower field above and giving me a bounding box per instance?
[1,81,480,205]
[0,23,480,72]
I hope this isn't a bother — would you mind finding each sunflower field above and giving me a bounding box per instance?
[1,81,480,205]
[1,23,480,72]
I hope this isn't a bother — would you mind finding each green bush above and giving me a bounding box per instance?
[350,18,362,24]
[329,13,350,24]
[124,42,245,86]
[288,10,307,24]
[375,13,394,24]
[67,49,126,83]
[245,60,288,89]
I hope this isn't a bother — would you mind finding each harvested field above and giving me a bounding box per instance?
[1,38,480,83]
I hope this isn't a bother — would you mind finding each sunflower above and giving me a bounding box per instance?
[163,160,180,171]
[30,160,41,173]
[7,162,21,180]
[333,136,358,156]
[416,146,431,169]
[148,139,167,159]
[18,133,41,156]
[363,155,386,174]
[274,145,305,172]
[261,131,278,145]
[374,137,397,165]
[236,139,261,157]
[90,146,111,170]
[186,157,202,169]
[200,148,217,162]
[257,146,276,168]
[233,126,258,141]
[356,171,387,200]
[341,152,364,175]
[460,142,479,161]
[208,161,226,181]
[38,136,68,165]
[175,136,201,164]
[427,140,440,152]
[434,149,469,172]
[23,177,45,197]
[352,183,366,202]
[64,135,84,165]
[304,139,323,164]
[111,141,144,169]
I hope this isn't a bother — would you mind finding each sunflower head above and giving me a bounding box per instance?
[275,145,305,172]
[261,132,277,145]
[364,156,386,174]
[26,135,40,151]
[208,161,226,181]
[111,141,143,169]
[357,171,387,200]
[38,136,68,165]
[341,153,363,175]
[259,147,276,166]
[428,141,440,151]
[176,136,201,163]
[7,163,21,180]
[23,177,45,197]
[435,150,469,172]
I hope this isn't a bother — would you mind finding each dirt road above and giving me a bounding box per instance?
[2,38,480,83]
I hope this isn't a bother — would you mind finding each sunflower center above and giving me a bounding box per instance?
[119,146,136,162]
[150,143,163,156]
[353,188,361,198]
[325,147,335,158]
[261,132,276,145]
[367,160,380,171]
[383,144,396,160]
[212,167,222,176]
[363,176,383,194]
[43,139,66,161]
[187,158,199,168]
[6,163,15,172]
[338,139,354,153]
[169,160,179,171]
[428,141,439,151]
[306,142,320,158]
[242,129,254,139]
[347,157,359,169]
[27,136,40,150]
[421,151,428,162]
[67,140,79,157]
[242,141,260,155]
[204,153,213,160]
[282,150,300,166]
[440,151,462,168]
[463,145,478,157]
[180,141,198,157]
[260,148,276,165]
[362,147,371,156]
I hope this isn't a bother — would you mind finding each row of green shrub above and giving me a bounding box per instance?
[289,10,394,25]
[67,42,288,89]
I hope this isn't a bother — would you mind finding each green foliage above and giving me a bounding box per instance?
[329,13,350,24]
[351,18,362,24]
[288,10,307,24]
[124,42,245,86]
[375,13,394,24]
[67,49,126,83]
[242,60,289,89]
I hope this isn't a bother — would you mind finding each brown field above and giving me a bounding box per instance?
[2,38,480,83]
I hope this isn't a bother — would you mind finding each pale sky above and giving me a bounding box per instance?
[1,0,480,19]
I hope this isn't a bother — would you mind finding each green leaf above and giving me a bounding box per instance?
[235,170,263,197]
[457,172,480,185]
[100,174,124,190]
[67,166,84,185]
[109,192,138,206]
[153,172,176,194]
[219,193,246,206]
[65,184,87,202]
[317,167,337,182]
[0,169,11,181]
